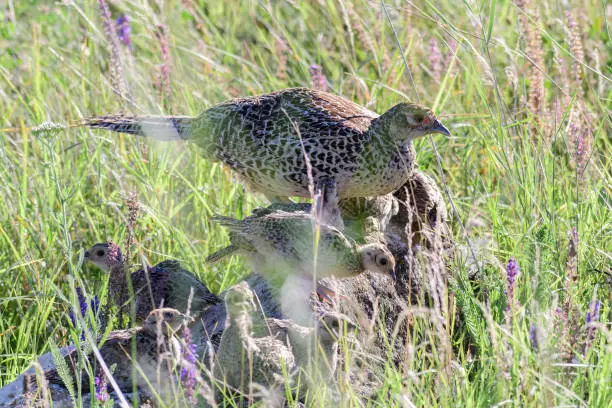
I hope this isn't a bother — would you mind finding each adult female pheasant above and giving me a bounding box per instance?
[87,88,450,199]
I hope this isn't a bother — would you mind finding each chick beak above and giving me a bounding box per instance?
[390,268,397,281]
[430,119,451,136]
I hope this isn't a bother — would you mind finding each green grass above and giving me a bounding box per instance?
[0,0,610,406]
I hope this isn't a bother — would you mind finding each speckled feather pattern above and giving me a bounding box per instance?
[210,211,364,279]
[87,88,432,198]
[40,310,186,394]
[109,260,220,323]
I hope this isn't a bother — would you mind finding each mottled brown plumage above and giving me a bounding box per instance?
[266,312,357,383]
[86,88,450,199]
[85,242,220,324]
[207,211,395,282]
[27,308,189,398]
[213,282,295,400]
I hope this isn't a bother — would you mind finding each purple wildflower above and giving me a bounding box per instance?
[97,0,129,99]
[584,300,601,357]
[429,38,442,81]
[445,38,457,71]
[569,122,589,179]
[116,15,132,51]
[566,228,578,284]
[529,324,538,350]
[68,310,75,327]
[91,295,100,316]
[124,192,140,264]
[77,287,88,318]
[69,287,88,327]
[180,327,198,405]
[69,287,100,340]
[156,25,172,110]
[503,257,520,326]
[309,64,327,92]
[505,257,520,308]
[586,300,601,324]
[95,373,109,402]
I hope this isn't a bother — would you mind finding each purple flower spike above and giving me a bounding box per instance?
[309,64,327,92]
[69,287,99,340]
[584,299,601,357]
[76,287,88,318]
[586,300,601,324]
[505,257,520,308]
[95,373,109,402]
[429,38,442,80]
[91,295,100,316]
[181,327,198,405]
[503,257,520,326]
[529,324,538,350]
[116,15,132,51]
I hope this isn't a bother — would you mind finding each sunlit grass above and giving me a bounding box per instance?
[0,0,610,406]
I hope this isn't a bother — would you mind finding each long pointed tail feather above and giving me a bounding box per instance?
[86,115,193,141]
[206,244,239,263]
[211,214,242,228]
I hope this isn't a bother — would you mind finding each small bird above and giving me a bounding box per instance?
[28,308,190,399]
[84,242,220,324]
[144,307,194,337]
[207,209,395,323]
[207,210,396,283]
[266,312,358,384]
[86,88,450,200]
[197,273,283,354]
[214,282,296,401]
[339,193,399,243]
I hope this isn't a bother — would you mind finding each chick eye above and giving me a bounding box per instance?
[96,250,105,257]
[379,257,388,266]
[163,312,174,319]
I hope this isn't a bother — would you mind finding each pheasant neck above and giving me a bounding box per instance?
[100,262,129,330]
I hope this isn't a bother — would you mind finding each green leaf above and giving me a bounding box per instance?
[50,341,77,406]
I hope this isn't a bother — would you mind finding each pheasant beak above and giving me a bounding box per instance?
[430,119,451,136]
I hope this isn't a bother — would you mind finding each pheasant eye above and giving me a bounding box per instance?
[96,250,105,257]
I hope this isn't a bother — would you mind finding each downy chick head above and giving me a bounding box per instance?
[223,281,257,316]
[358,243,396,278]
[143,308,191,336]
[382,103,450,142]
[84,242,124,272]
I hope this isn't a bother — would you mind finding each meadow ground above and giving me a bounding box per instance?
[0,0,610,406]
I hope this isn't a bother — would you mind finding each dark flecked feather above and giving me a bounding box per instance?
[86,115,192,140]
[86,88,449,198]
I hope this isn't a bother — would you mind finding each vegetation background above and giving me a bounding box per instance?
[0,0,610,406]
